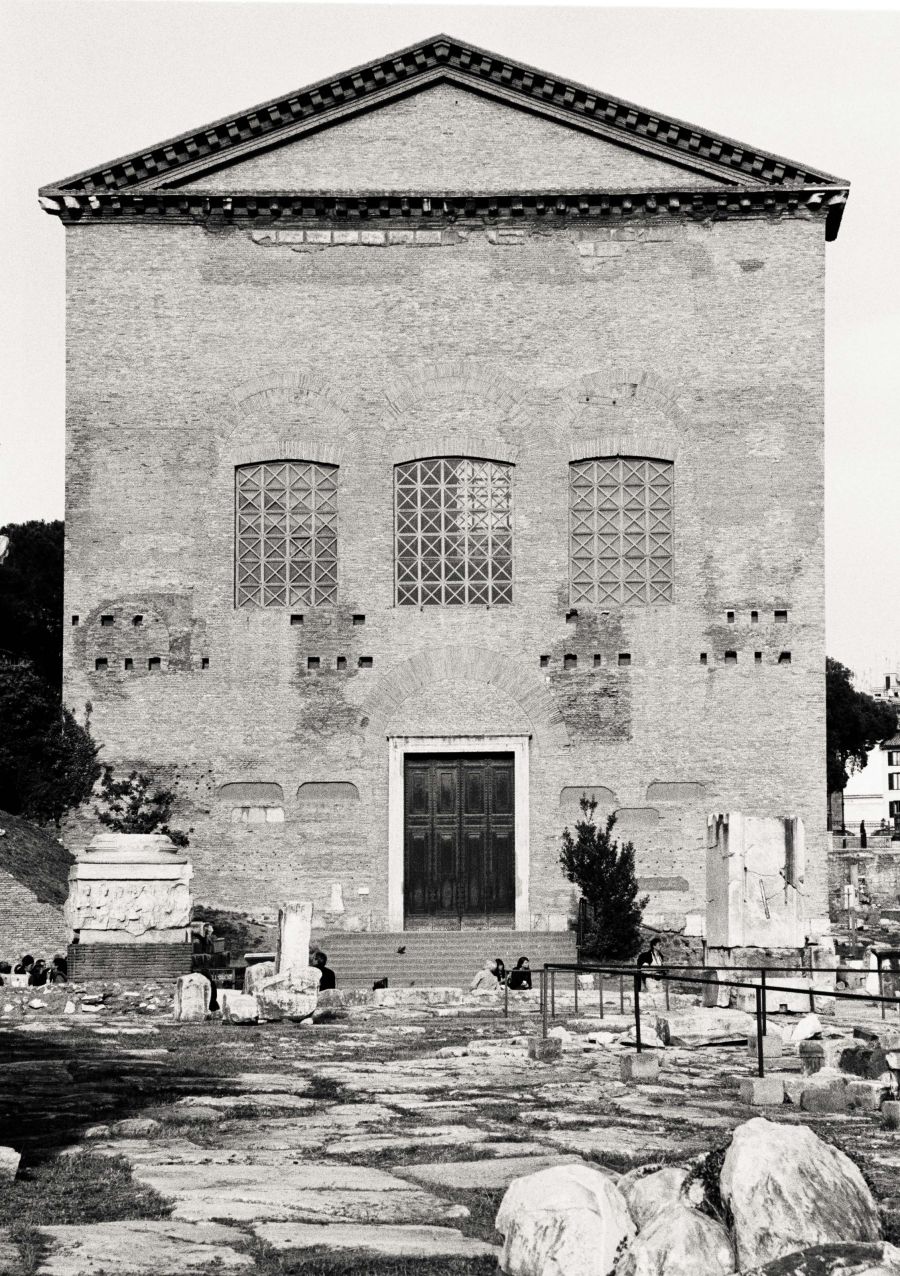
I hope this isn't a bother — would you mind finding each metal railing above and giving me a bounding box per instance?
[534,961,900,1077]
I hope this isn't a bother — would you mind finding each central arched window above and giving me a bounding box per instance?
[570,456,673,605]
[235,460,338,608]
[395,457,513,606]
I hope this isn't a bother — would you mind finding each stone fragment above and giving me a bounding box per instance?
[800,1086,849,1113]
[28,998,47,1009]
[785,1012,822,1043]
[111,1118,161,1138]
[739,1077,785,1107]
[63,1001,76,1015]
[276,901,312,974]
[219,991,258,1024]
[242,961,275,995]
[0,1146,21,1180]
[35,1220,252,1274]
[172,974,210,1023]
[846,1080,885,1112]
[496,1162,634,1276]
[720,1116,881,1270]
[82,1126,111,1140]
[620,1166,689,1229]
[619,1053,659,1082]
[253,1222,498,1259]
[617,1202,735,1276]
[528,1037,562,1062]
[883,1100,900,1130]
[747,1030,783,1061]
[655,1009,755,1047]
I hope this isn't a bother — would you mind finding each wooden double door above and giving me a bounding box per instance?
[404,753,515,927]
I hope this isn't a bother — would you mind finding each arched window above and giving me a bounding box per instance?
[570,457,673,605]
[235,461,338,608]
[395,457,513,606]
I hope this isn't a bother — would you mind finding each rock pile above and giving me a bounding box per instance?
[496,1117,899,1276]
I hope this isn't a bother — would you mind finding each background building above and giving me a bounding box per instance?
[41,35,848,937]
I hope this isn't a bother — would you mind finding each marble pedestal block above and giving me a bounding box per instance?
[65,833,192,944]
[706,813,807,949]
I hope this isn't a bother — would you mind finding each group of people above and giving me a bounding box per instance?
[470,955,532,991]
[0,953,68,986]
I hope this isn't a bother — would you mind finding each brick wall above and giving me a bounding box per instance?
[0,869,67,962]
[59,93,829,934]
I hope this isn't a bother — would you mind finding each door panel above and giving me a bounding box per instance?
[403,753,515,925]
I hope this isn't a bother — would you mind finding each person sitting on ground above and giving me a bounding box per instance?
[49,954,68,983]
[493,957,508,984]
[507,956,532,990]
[312,949,336,990]
[28,958,49,987]
[470,959,499,991]
[14,954,34,977]
[636,937,664,988]
[0,961,10,986]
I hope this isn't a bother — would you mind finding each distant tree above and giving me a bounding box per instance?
[0,658,100,824]
[826,657,898,797]
[0,520,64,688]
[559,796,647,960]
[94,766,190,847]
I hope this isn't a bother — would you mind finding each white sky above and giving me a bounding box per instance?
[1,0,898,684]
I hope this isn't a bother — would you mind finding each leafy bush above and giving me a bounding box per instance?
[559,796,647,960]
[94,766,190,846]
[0,658,100,824]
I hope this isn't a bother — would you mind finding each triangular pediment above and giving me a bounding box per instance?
[41,34,846,200]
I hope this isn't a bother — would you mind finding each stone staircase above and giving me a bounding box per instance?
[313,929,578,990]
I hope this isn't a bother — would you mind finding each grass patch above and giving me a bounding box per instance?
[277,1247,497,1275]
[303,1074,347,1103]
[436,1187,505,1244]
[0,1152,171,1229]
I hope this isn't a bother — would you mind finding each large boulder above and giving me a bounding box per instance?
[255,966,320,1022]
[720,1118,881,1270]
[219,991,259,1025]
[743,1241,900,1275]
[620,1166,689,1230]
[497,1162,635,1276]
[616,1202,735,1276]
[243,961,276,996]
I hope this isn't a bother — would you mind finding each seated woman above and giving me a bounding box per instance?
[507,956,532,990]
[470,959,499,991]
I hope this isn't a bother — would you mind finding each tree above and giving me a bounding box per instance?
[0,520,64,688]
[0,658,100,824]
[94,767,190,846]
[826,658,898,798]
[559,796,647,960]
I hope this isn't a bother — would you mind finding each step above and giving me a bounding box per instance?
[314,931,577,989]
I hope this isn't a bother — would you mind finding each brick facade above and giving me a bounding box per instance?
[52,62,836,936]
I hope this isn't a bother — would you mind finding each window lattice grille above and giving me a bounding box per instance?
[235,461,338,608]
[570,457,673,605]
[395,458,513,606]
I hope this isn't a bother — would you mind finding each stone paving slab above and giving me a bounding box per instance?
[253,1222,500,1258]
[542,1126,707,1164]
[35,1221,252,1275]
[174,1093,316,1113]
[609,1094,739,1128]
[323,1124,484,1156]
[231,1072,311,1093]
[128,1162,469,1224]
[394,1153,584,1190]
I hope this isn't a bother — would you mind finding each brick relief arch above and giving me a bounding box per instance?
[349,644,569,747]
[561,366,688,437]
[383,361,532,436]
[222,370,354,450]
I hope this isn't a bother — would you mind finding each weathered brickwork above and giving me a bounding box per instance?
[0,870,67,959]
[56,82,830,935]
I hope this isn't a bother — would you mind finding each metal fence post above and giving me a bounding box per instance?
[755,984,765,1078]
[504,977,509,1020]
[761,968,767,1036]
[551,969,556,1020]
[879,959,885,1021]
[664,976,670,1011]
[619,974,625,1013]
[574,971,579,1016]
[633,973,642,1053]
[599,971,604,1019]
[541,969,548,1039]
